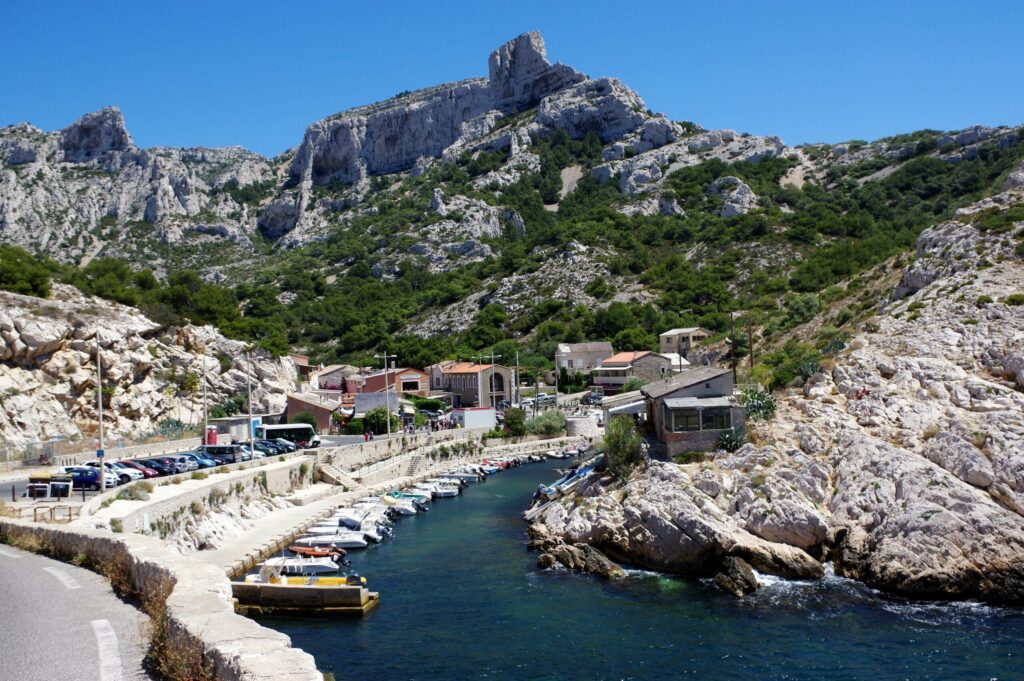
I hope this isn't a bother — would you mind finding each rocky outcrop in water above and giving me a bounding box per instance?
[533,188,1024,604]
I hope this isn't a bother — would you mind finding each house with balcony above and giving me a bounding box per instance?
[555,342,615,374]
[592,351,672,395]
[659,327,711,356]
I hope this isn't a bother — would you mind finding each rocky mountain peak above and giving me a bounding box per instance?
[60,106,134,162]
[487,31,584,109]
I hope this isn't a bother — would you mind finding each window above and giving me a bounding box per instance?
[704,409,732,430]
[671,410,701,432]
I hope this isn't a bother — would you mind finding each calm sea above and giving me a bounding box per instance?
[265,463,1024,680]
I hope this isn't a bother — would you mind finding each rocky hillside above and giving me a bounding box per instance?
[2,31,1023,373]
[0,283,294,450]
[533,185,1024,604]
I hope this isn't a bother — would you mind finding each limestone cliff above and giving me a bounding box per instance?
[536,187,1024,604]
[0,283,295,450]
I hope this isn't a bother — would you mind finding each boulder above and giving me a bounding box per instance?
[714,556,759,597]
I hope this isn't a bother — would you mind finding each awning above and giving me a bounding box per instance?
[663,397,732,409]
[608,400,647,415]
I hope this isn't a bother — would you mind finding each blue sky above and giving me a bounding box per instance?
[2,1,1022,157]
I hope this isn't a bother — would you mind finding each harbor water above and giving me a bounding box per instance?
[267,463,1024,680]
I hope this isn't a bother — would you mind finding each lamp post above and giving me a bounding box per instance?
[514,351,520,406]
[245,351,254,454]
[95,332,105,493]
[201,348,208,444]
[374,351,397,440]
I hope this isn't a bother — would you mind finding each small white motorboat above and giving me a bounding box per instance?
[262,555,340,575]
[292,532,369,549]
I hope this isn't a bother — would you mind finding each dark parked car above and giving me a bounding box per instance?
[273,438,298,453]
[256,439,288,454]
[136,458,174,476]
[68,467,101,490]
[119,460,159,478]
[201,444,247,465]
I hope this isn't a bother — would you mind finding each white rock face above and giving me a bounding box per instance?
[533,78,647,142]
[0,284,295,450]
[0,108,273,262]
[708,176,758,217]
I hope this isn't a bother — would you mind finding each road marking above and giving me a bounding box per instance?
[0,547,23,558]
[43,566,81,590]
[91,619,124,681]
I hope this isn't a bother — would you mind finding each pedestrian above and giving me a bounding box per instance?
[363,431,368,442]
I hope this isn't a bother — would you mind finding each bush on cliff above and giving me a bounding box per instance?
[604,415,644,477]
[0,245,52,298]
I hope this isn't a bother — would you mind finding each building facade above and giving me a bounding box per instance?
[438,362,515,408]
[555,342,615,374]
[659,328,711,356]
[592,351,672,394]
[641,367,745,455]
[361,367,430,397]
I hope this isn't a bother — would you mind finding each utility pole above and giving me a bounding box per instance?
[96,333,105,493]
[515,351,520,406]
[747,315,755,372]
[245,351,254,454]
[729,311,737,382]
[374,351,397,440]
[488,352,502,409]
[201,348,209,443]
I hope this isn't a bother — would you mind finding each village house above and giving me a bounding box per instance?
[361,367,430,397]
[288,353,315,381]
[659,327,711,356]
[642,367,744,455]
[555,342,615,374]
[592,351,672,395]
[285,392,343,434]
[432,361,515,408]
[312,364,362,392]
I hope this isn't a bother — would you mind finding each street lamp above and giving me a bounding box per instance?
[374,351,397,440]
[95,332,105,493]
[245,350,254,454]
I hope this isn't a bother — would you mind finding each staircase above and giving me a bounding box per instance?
[405,454,425,477]
[318,463,362,491]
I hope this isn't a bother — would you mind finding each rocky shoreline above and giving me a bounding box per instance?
[528,184,1024,605]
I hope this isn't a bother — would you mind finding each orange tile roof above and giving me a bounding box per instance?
[442,362,495,374]
[602,351,652,365]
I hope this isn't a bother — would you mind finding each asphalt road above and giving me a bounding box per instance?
[0,544,152,680]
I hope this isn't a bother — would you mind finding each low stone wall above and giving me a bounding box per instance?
[79,450,309,519]
[0,518,321,681]
[324,427,490,472]
[109,457,316,537]
[482,432,568,448]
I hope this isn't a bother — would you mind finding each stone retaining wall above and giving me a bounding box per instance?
[0,519,321,681]
[325,427,490,472]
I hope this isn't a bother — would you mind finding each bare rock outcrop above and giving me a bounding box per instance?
[0,284,294,450]
[708,176,758,217]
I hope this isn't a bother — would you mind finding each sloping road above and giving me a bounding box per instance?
[0,544,151,680]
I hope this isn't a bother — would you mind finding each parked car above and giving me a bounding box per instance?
[183,452,217,469]
[202,444,247,465]
[273,438,298,453]
[147,456,189,474]
[252,441,278,457]
[256,439,288,454]
[118,460,159,478]
[66,467,101,490]
[85,461,137,485]
[135,458,174,476]
[110,461,146,482]
[58,465,119,488]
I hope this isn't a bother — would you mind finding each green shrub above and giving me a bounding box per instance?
[1003,293,1024,306]
[364,407,398,435]
[526,410,566,436]
[504,407,527,437]
[292,411,319,430]
[976,295,994,306]
[740,389,776,421]
[345,419,365,435]
[190,471,208,481]
[604,415,644,477]
[0,245,52,298]
[717,428,747,452]
[673,451,706,465]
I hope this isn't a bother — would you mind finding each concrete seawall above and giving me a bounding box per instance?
[0,518,322,681]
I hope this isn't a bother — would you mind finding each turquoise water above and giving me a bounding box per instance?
[266,463,1024,680]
